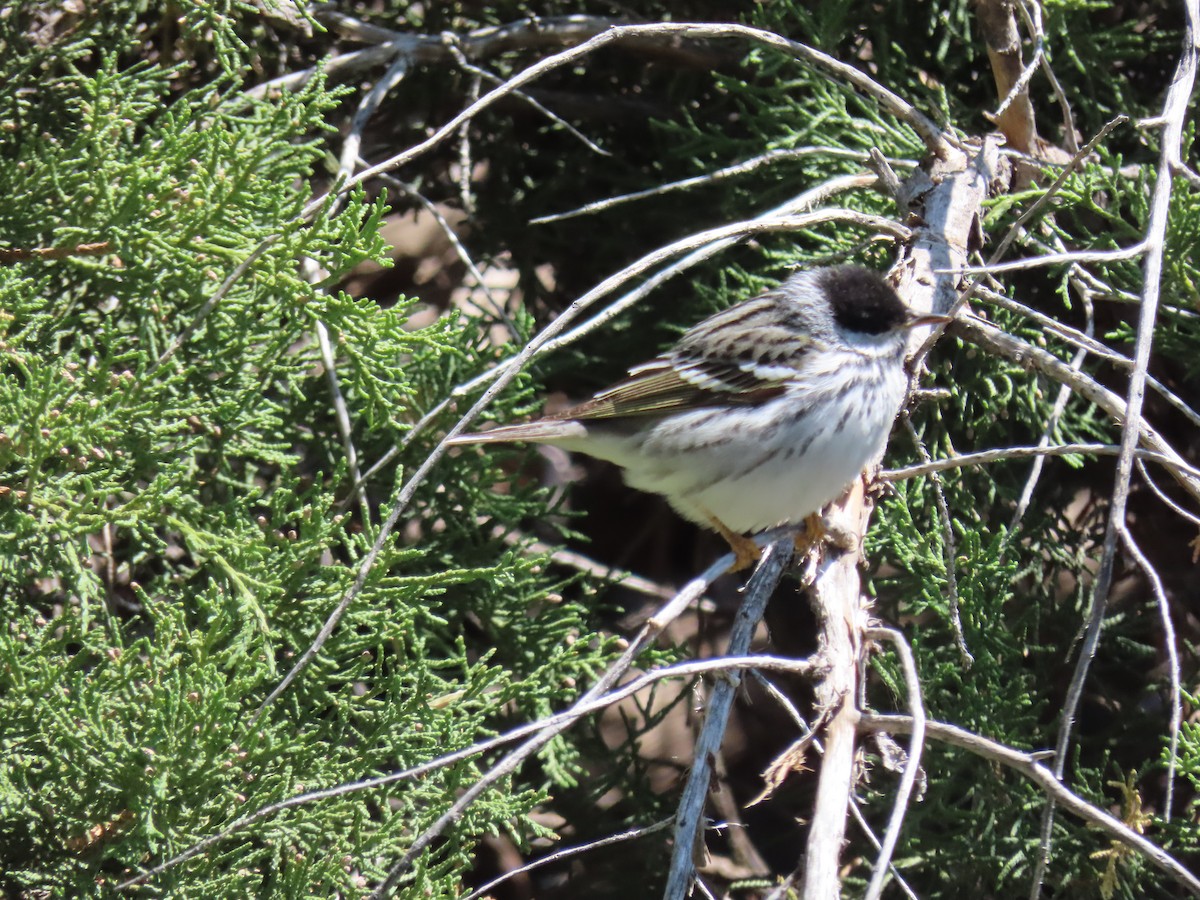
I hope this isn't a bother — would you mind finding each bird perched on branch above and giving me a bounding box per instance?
[449,265,948,569]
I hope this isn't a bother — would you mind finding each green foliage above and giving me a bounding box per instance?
[0,2,631,896]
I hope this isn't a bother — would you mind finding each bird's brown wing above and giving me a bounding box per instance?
[555,295,817,422]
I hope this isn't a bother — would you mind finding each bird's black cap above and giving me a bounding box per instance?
[819,265,908,335]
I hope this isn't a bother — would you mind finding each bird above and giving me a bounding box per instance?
[448,265,948,569]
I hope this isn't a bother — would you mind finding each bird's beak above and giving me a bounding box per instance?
[904,311,953,329]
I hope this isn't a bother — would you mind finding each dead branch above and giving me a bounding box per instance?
[664,539,795,899]
[859,715,1200,897]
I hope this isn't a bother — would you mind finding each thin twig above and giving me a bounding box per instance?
[883,442,1200,484]
[859,715,1200,897]
[460,819,674,900]
[1006,290,1093,542]
[1136,459,1200,528]
[1017,0,1079,153]
[367,166,517,333]
[663,539,795,900]
[988,115,1129,266]
[442,32,611,158]
[1117,526,1182,823]
[973,286,1200,431]
[950,242,1146,276]
[529,149,912,224]
[862,628,926,900]
[899,414,970,663]
[495,526,679,601]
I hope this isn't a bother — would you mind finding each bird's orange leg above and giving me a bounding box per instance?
[707,515,761,572]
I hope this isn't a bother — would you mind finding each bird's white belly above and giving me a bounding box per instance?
[578,369,906,533]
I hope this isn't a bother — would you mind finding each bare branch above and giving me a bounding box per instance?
[862,628,926,900]
[952,243,1146,275]
[1118,526,1182,823]
[530,149,914,225]
[1017,0,1079,153]
[859,715,1200,897]
[664,539,795,900]
[976,0,1039,155]
[1006,290,1093,540]
[883,441,1200,485]
[461,819,674,900]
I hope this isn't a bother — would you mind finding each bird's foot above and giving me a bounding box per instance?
[709,516,762,572]
[793,513,858,556]
[793,512,827,557]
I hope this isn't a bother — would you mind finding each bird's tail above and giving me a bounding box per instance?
[445,419,587,446]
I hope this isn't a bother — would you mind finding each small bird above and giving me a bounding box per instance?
[449,265,948,568]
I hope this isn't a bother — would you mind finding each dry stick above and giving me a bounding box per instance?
[254,211,903,721]
[883,442,1200,484]
[1007,291,1093,542]
[859,715,1200,897]
[530,148,914,225]
[955,242,1147,275]
[862,628,926,900]
[663,538,795,900]
[441,32,612,158]
[117,649,810,890]
[1137,458,1200,527]
[989,114,1129,265]
[365,166,517,332]
[1018,0,1080,154]
[495,527,679,601]
[1029,8,1199,894]
[1119,526,1183,823]
[973,285,1200,431]
[800,479,873,900]
[460,819,675,900]
[976,0,1039,155]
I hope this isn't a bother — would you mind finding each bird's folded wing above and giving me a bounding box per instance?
[555,357,789,421]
